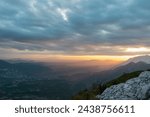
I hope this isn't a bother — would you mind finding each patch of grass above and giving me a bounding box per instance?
[105,71,142,88]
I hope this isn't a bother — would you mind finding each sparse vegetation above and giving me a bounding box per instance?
[72,84,107,100]
[72,70,150,100]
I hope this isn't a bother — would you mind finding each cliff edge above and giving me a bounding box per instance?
[96,71,150,100]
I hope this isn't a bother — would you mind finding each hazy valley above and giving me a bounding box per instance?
[0,55,150,99]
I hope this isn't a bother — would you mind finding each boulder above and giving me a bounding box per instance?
[96,71,150,100]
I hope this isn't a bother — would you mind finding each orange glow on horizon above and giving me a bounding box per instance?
[23,54,134,62]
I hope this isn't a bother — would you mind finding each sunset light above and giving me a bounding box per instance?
[125,47,150,53]
[0,0,150,101]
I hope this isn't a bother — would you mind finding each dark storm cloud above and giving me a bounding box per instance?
[0,0,150,55]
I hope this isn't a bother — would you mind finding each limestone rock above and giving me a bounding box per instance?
[96,71,150,100]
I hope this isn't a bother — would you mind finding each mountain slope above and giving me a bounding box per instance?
[87,61,150,84]
[0,60,91,99]
[0,60,73,99]
[72,59,150,100]
[0,60,61,80]
[72,70,146,100]
[97,71,150,100]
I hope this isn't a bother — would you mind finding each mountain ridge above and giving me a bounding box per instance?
[87,61,150,84]
[120,55,150,65]
[1,56,150,100]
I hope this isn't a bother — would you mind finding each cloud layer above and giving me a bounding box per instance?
[0,0,150,57]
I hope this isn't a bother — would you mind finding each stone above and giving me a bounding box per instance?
[96,71,150,100]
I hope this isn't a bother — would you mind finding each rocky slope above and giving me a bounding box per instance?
[96,71,150,100]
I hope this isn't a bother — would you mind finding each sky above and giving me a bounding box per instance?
[0,0,150,62]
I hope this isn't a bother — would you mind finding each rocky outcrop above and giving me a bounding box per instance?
[96,71,150,100]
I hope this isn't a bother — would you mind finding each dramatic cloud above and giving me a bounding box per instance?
[0,0,150,58]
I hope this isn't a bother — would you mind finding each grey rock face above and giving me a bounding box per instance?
[96,71,150,100]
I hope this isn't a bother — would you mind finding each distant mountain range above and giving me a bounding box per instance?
[0,60,91,99]
[0,55,150,99]
[0,60,59,80]
[121,55,150,65]
[86,55,150,84]
[0,60,75,99]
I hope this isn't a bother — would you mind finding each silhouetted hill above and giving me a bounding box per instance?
[0,60,61,80]
[0,60,12,68]
[1,58,150,100]
[0,60,76,99]
[87,61,150,84]
[0,60,93,99]
[72,59,150,100]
